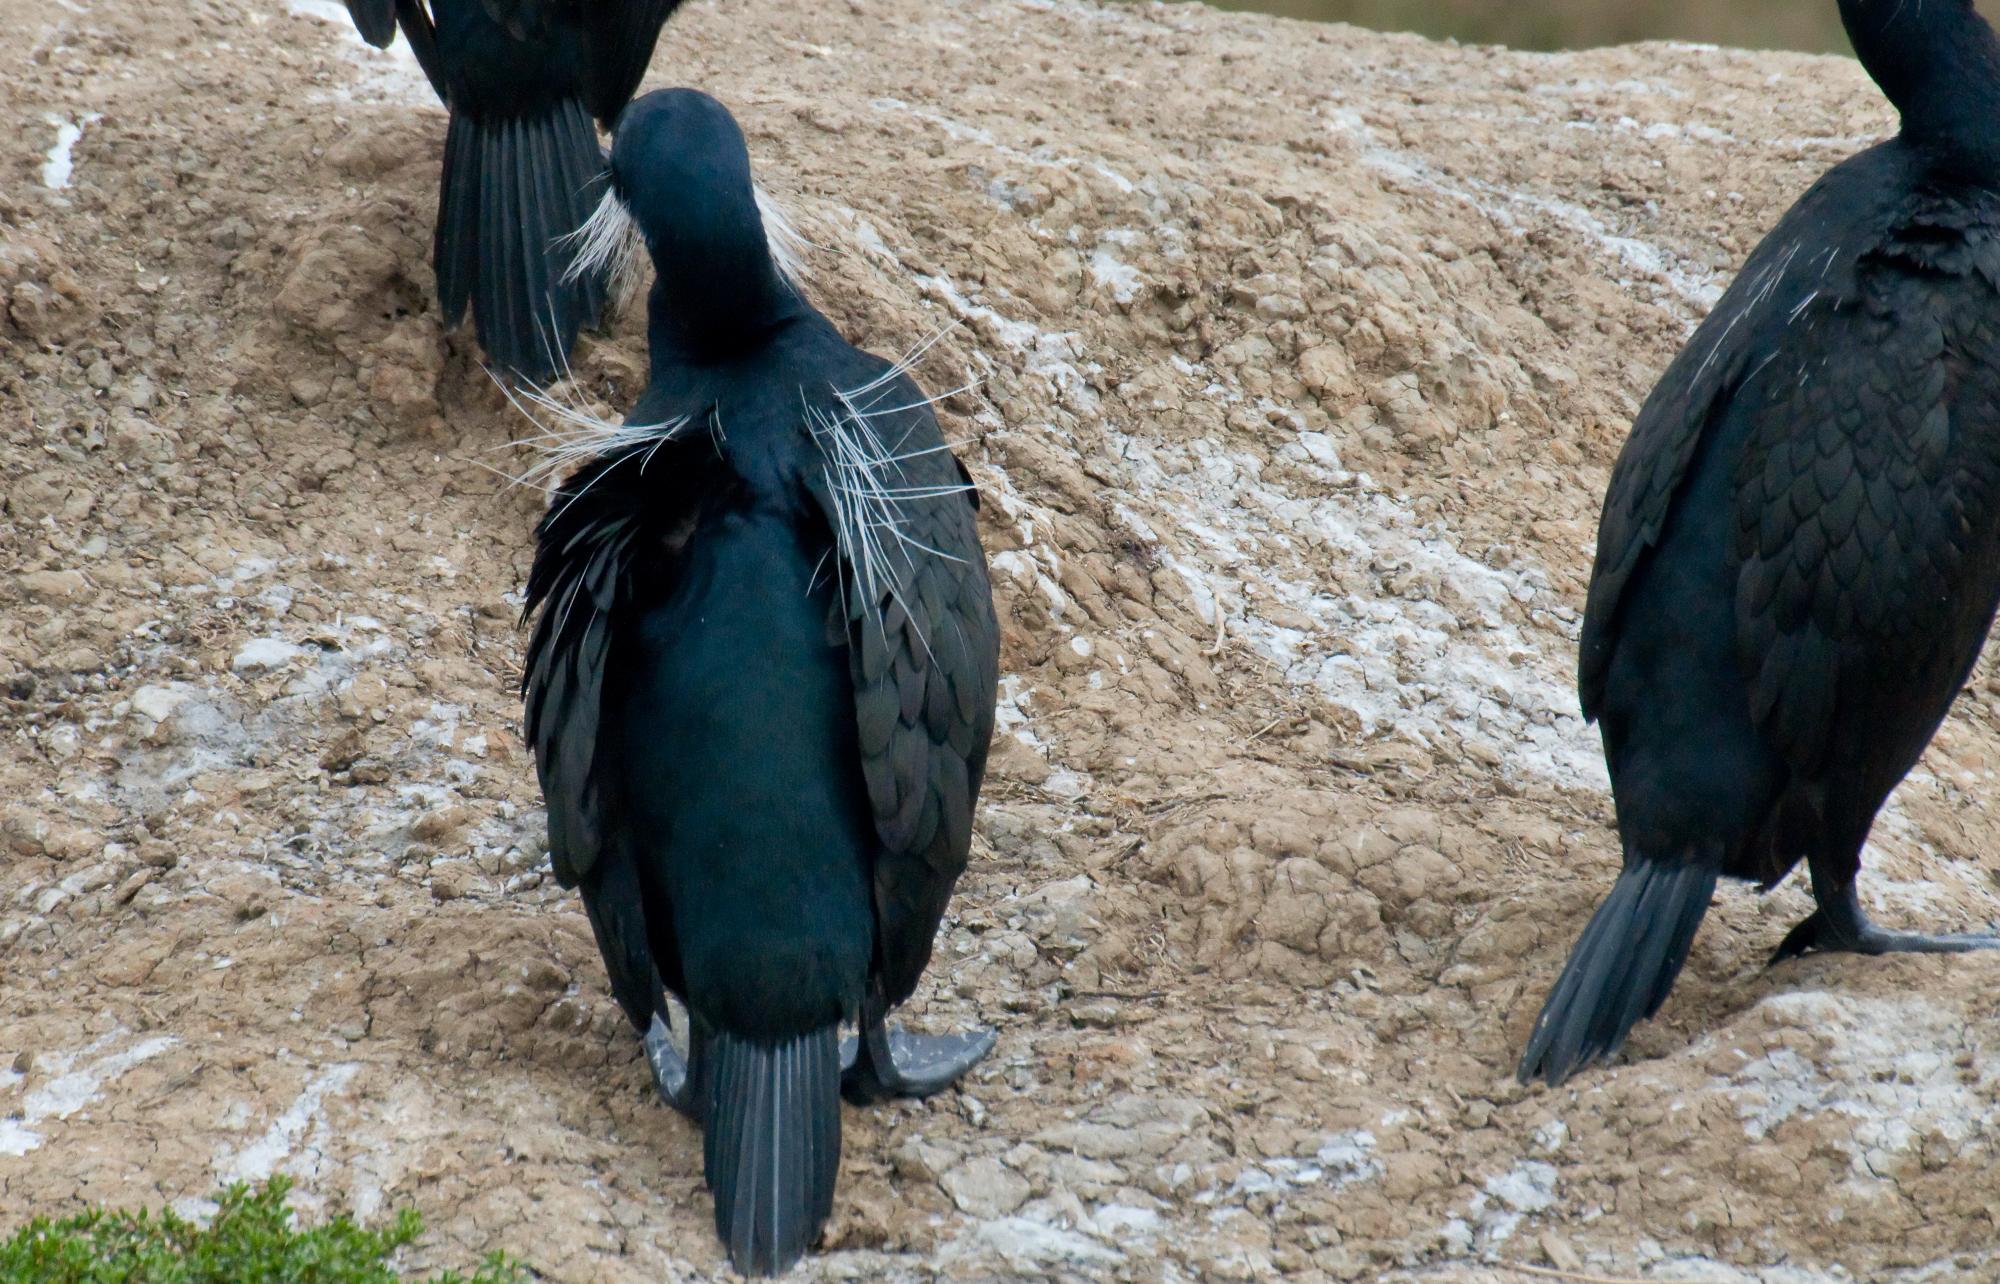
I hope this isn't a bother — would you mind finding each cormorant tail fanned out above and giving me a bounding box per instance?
[1517,859,1719,1086]
[442,100,608,382]
[703,1029,842,1277]
[337,0,687,381]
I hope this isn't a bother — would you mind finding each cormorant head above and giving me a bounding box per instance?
[579,89,804,358]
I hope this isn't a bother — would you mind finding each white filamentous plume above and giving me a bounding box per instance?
[563,180,813,305]
[560,185,649,307]
[491,343,694,658]
[807,327,978,649]
[754,182,814,289]
[504,386,690,492]
[489,341,689,496]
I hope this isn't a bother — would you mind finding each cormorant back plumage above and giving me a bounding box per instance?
[518,89,1000,1275]
[1521,0,2000,1087]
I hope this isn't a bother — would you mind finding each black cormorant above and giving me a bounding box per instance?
[339,0,683,381]
[1519,0,2000,1087]
[518,89,1000,1274]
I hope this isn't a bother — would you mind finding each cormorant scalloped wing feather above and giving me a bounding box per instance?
[804,373,999,1008]
[1730,218,2000,774]
[1579,159,1882,721]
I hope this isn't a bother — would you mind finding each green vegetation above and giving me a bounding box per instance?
[0,1177,529,1284]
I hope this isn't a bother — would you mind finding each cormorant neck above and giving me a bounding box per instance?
[1841,0,2000,175]
[644,256,803,363]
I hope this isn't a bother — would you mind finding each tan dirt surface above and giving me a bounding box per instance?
[6,1,2000,1280]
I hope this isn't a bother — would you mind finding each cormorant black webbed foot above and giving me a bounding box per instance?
[1770,885,2000,965]
[841,1015,995,1105]
[644,1011,705,1119]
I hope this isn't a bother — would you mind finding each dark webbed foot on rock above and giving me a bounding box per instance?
[644,1011,705,1118]
[1770,884,2000,965]
[841,1014,995,1105]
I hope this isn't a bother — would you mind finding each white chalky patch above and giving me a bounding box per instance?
[218,1063,360,1185]
[41,112,100,190]
[0,1036,178,1158]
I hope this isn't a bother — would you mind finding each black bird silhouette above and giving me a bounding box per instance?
[340,0,683,380]
[518,90,1000,1274]
[1519,0,2000,1087]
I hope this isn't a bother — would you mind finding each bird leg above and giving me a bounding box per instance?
[1770,874,2000,964]
[840,998,995,1105]
[643,1010,706,1119]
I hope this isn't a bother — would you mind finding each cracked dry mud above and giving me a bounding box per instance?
[7,1,2000,1280]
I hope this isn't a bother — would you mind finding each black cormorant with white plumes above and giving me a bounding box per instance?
[339,0,683,381]
[519,90,1000,1274]
[1519,0,2000,1087]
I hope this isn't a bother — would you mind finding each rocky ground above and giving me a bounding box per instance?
[7,1,2000,1280]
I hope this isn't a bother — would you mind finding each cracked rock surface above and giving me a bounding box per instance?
[5,0,2000,1279]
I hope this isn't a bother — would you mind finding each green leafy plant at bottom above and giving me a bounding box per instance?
[0,1175,530,1284]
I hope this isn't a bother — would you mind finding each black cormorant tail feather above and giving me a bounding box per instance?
[1517,857,1719,1087]
[704,1027,842,1277]
[437,99,608,383]
[342,0,397,47]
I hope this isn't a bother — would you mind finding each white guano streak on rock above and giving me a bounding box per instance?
[0,1035,179,1158]
[1115,420,1606,791]
[41,113,101,190]
[1324,106,1723,319]
[218,1063,361,1185]
[867,148,1604,789]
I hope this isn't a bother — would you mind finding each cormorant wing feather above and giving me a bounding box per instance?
[1731,216,2000,774]
[521,434,707,887]
[477,0,549,38]
[471,0,686,125]
[1580,164,1878,722]
[338,0,445,99]
[343,0,400,46]
[577,0,687,126]
[804,374,999,1009]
